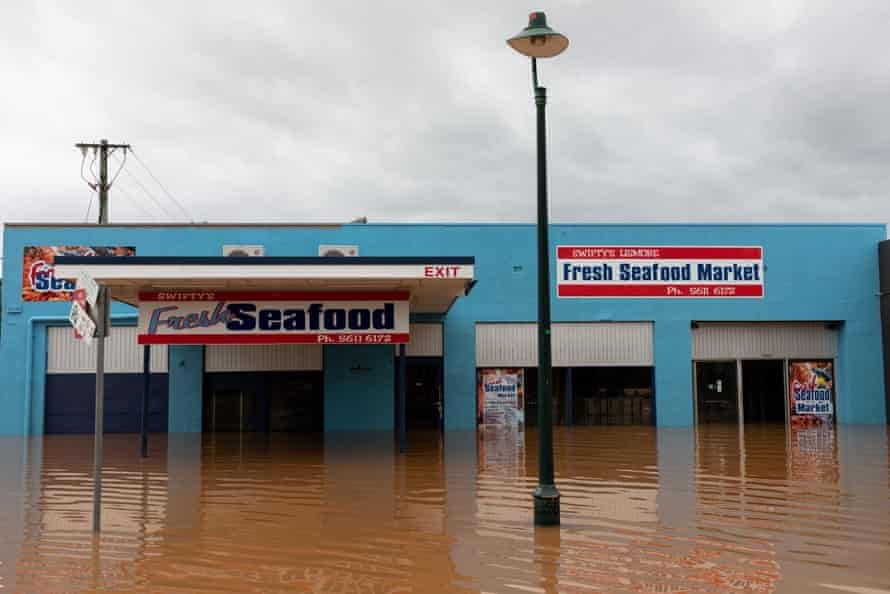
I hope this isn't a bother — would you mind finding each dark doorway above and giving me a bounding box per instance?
[695,361,739,423]
[266,374,324,431]
[568,367,654,426]
[203,372,323,433]
[398,358,444,430]
[741,360,786,424]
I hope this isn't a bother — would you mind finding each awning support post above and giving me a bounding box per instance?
[398,344,407,454]
[141,344,151,458]
[92,285,109,535]
[566,367,573,426]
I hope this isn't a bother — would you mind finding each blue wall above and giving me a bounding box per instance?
[324,345,394,431]
[1,222,886,434]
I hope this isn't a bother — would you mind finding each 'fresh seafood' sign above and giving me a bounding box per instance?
[138,291,409,345]
[557,246,764,298]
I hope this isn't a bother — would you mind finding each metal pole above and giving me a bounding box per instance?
[398,344,407,454]
[531,57,560,526]
[98,139,109,224]
[141,345,151,458]
[92,286,108,534]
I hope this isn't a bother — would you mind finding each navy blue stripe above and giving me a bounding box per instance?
[54,256,475,266]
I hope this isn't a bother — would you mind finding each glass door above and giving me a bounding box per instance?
[695,361,739,424]
[208,390,257,432]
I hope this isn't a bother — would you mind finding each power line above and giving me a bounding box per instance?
[113,183,161,221]
[112,151,178,219]
[129,148,194,222]
[108,146,127,187]
[84,194,94,223]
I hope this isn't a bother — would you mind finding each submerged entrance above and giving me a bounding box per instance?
[741,360,786,424]
[695,361,739,423]
[203,372,324,433]
[405,358,444,430]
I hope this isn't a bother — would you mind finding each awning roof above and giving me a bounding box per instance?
[54,256,476,315]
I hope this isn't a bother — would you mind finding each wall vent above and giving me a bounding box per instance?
[223,245,265,257]
[319,245,359,257]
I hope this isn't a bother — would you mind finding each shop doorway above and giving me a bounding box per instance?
[397,358,444,430]
[568,367,654,426]
[695,361,739,423]
[206,389,259,432]
[203,372,323,433]
[741,360,786,424]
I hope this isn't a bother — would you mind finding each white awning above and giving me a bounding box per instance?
[54,256,475,315]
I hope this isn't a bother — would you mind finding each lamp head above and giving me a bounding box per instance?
[507,12,569,58]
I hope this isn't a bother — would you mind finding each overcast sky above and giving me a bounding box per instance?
[1,0,888,256]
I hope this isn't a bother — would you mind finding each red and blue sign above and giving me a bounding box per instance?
[557,246,764,298]
[137,291,410,345]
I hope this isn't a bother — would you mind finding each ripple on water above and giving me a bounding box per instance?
[0,425,888,593]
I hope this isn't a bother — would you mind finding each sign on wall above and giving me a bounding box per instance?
[22,246,135,302]
[789,360,835,428]
[556,246,764,298]
[138,291,410,345]
[476,368,524,427]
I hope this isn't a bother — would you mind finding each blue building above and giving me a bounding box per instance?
[1,222,886,436]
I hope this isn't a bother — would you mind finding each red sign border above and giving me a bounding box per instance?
[138,333,410,345]
[556,245,763,260]
[139,290,410,302]
[558,283,764,298]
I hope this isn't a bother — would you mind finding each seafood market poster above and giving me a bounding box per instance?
[788,361,835,428]
[22,246,135,302]
[477,368,524,427]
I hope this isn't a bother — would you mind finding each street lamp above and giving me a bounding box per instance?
[507,11,568,527]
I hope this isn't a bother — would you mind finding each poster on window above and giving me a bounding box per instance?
[788,361,835,428]
[22,246,136,302]
[477,368,524,427]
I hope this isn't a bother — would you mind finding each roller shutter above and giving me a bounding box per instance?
[47,326,167,373]
[475,322,653,367]
[692,322,838,360]
[205,344,323,372]
[394,323,443,357]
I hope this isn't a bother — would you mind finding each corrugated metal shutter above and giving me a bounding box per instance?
[692,323,838,360]
[394,323,443,357]
[553,323,653,366]
[47,326,168,374]
[205,344,323,372]
[476,323,653,367]
[476,324,538,367]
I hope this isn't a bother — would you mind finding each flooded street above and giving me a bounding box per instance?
[1,425,888,593]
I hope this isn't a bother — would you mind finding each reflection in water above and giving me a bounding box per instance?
[0,425,888,592]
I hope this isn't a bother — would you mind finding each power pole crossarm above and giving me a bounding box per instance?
[76,139,131,225]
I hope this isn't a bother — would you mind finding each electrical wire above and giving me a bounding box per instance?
[114,183,161,220]
[84,194,94,223]
[88,148,98,181]
[80,151,97,190]
[111,151,178,219]
[108,147,128,188]
[130,148,194,222]
[80,149,97,222]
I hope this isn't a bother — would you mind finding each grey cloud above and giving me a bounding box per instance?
[0,0,887,263]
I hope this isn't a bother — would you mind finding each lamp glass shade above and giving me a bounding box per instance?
[507,11,569,58]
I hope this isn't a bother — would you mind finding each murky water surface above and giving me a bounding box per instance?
[1,425,888,593]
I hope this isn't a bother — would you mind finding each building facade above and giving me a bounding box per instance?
[1,222,886,436]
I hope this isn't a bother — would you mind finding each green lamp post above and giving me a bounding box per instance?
[507,11,568,526]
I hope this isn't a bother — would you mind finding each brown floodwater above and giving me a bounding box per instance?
[1,424,888,593]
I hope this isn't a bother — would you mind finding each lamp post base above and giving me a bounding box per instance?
[533,484,561,526]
